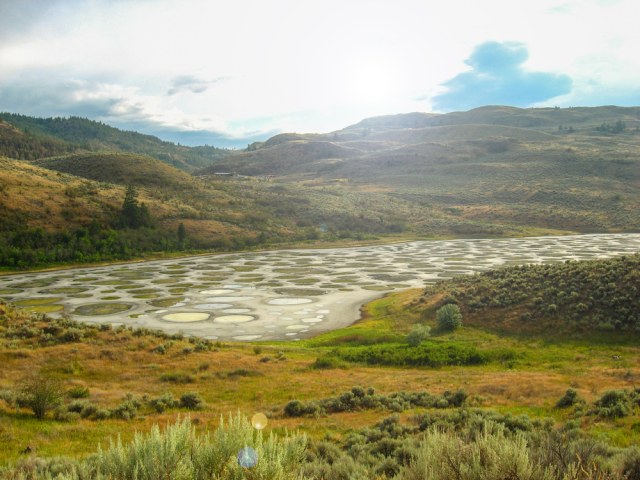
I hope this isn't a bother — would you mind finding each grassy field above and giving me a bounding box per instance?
[1,281,639,467]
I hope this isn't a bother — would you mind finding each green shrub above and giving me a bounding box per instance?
[0,389,16,407]
[179,392,204,410]
[333,342,486,368]
[619,446,640,479]
[593,390,631,418]
[54,407,80,422]
[93,415,307,480]
[311,355,344,369]
[148,393,178,413]
[80,403,99,419]
[436,304,463,331]
[67,386,90,399]
[406,324,431,347]
[284,400,307,417]
[111,398,138,420]
[284,388,469,418]
[159,372,195,384]
[16,372,64,420]
[401,423,551,480]
[67,400,90,414]
[556,388,581,408]
[59,328,84,343]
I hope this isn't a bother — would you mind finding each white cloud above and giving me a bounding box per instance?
[1,0,639,144]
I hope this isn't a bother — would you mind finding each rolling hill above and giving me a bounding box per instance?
[1,105,640,269]
[0,113,229,171]
[199,105,640,234]
[33,152,197,190]
[412,253,640,335]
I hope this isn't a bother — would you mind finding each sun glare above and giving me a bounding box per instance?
[348,63,395,104]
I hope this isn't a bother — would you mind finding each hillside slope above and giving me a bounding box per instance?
[33,152,196,190]
[0,113,228,171]
[414,254,640,334]
[201,105,640,233]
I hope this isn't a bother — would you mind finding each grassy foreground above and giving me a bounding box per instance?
[1,263,640,477]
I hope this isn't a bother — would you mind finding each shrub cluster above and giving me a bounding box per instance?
[1,415,307,480]
[0,302,213,349]
[555,388,640,418]
[2,409,640,479]
[322,342,488,368]
[420,254,640,332]
[284,387,468,417]
[301,408,640,480]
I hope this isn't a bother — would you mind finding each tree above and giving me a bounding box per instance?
[16,372,64,419]
[177,222,187,246]
[436,304,463,331]
[406,324,431,347]
[120,185,152,229]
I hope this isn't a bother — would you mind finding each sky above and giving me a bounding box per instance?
[1,0,639,147]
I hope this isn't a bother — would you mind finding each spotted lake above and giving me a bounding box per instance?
[1,234,639,341]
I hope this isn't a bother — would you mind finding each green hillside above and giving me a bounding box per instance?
[414,254,640,335]
[0,113,229,171]
[33,152,196,190]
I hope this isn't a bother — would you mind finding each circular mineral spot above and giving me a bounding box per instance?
[114,284,140,290]
[162,312,210,322]
[251,413,268,430]
[126,288,160,295]
[194,303,233,310]
[133,293,164,299]
[149,297,186,308]
[237,446,258,468]
[275,288,327,296]
[13,279,57,288]
[41,287,89,294]
[0,288,22,295]
[74,276,99,282]
[286,324,307,330]
[267,298,312,306]
[302,318,323,323]
[23,304,64,314]
[362,285,391,291]
[169,287,189,294]
[206,296,254,302]
[233,334,262,341]
[200,289,235,295]
[214,315,255,324]
[73,303,133,316]
[14,297,62,306]
[222,308,251,314]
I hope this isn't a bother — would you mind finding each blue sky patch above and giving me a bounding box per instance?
[433,41,572,112]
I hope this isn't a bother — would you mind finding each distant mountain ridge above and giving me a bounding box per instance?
[198,105,640,234]
[0,112,229,171]
[344,105,640,131]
